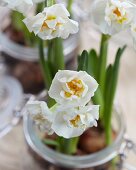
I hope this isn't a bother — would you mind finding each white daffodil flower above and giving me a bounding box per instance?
[23,4,79,40]
[52,104,99,138]
[48,70,98,107]
[0,0,44,15]
[26,101,54,135]
[92,0,135,35]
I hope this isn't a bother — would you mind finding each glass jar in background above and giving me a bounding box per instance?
[0,6,80,94]
[0,54,23,137]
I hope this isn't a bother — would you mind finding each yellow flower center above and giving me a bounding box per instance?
[70,115,80,127]
[40,15,63,32]
[65,79,85,98]
[47,15,56,20]
[113,8,121,17]
[113,7,127,24]
[41,21,49,31]
[40,15,57,32]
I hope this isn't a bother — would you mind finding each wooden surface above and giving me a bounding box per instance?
[0,18,136,170]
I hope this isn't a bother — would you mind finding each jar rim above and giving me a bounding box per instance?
[0,32,79,62]
[23,105,126,168]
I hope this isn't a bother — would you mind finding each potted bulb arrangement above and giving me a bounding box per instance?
[1,0,136,169]
[23,0,136,169]
[0,0,79,93]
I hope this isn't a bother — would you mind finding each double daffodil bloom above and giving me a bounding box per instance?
[27,101,99,138]
[48,70,98,107]
[52,104,99,138]
[26,70,99,139]
[26,101,54,135]
[92,0,135,35]
[23,4,79,40]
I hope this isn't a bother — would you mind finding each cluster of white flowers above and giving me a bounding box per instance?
[27,70,99,138]
[92,0,136,48]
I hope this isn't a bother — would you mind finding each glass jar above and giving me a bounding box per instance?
[23,104,126,170]
[0,76,23,138]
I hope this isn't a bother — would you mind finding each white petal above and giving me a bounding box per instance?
[46,19,58,29]
[26,101,46,115]
[52,104,99,138]
[92,0,107,32]
[23,13,45,33]
[60,19,79,39]
[26,101,54,134]
[43,4,70,18]
[52,111,84,138]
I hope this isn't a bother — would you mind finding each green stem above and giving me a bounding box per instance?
[47,0,54,6]
[67,0,73,15]
[54,38,65,70]
[45,0,47,6]
[105,105,112,144]
[98,34,110,93]
[38,39,52,89]
[57,137,79,155]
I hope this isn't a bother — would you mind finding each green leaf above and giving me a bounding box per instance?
[11,11,24,31]
[104,45,127,144]
[78,50,103,115]
[88,49,98,79]
[77,50,88,71]
[98,34,110,93]
[105,45,127,109]
[11,11,38,46]
[111,45,127,97]
[38,39,52,89]
[36,2,44,13]
[104,64,113,105]
[42,139,59,147]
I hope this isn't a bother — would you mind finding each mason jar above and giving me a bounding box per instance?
[23,101,127,170]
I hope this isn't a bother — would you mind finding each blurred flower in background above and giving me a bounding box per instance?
[92,0,135,35]
[0,0,44,15]
[23,4,79,40]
